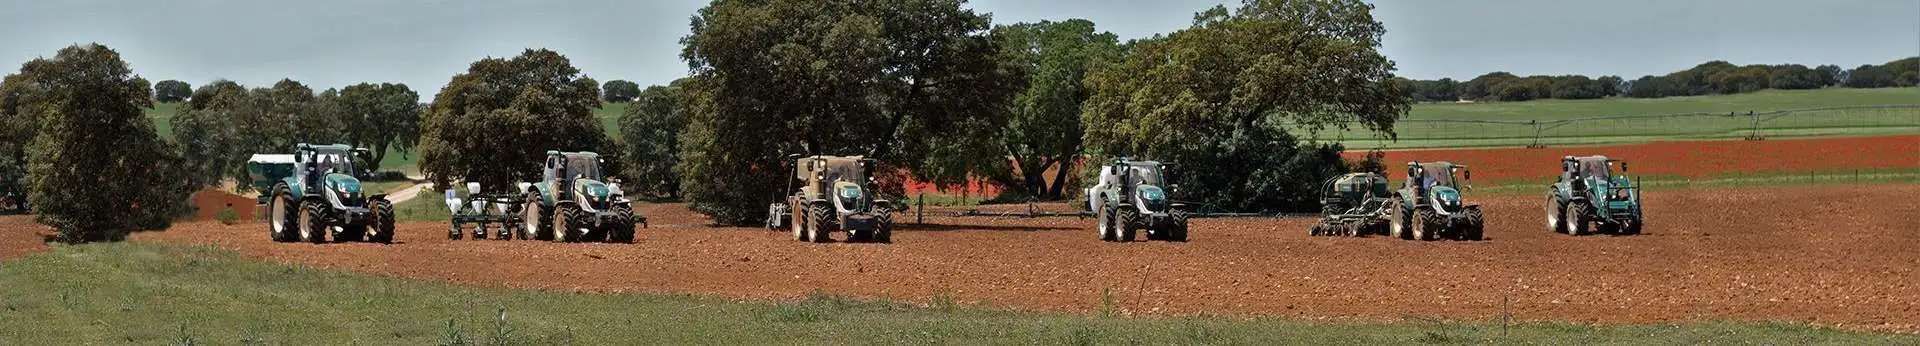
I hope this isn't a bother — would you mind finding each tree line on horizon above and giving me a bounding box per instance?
[1395,57,1919,102]
[14,0,1917,240]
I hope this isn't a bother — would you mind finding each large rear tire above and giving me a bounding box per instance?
[791,200,809,242]
[369,199,395,244]
[269,184,297,242]
[1096,207,1114,241]
[1547,192,1566,233]
[524,193,553,241]
[298,200,327,244]
[1388,199,1410,240]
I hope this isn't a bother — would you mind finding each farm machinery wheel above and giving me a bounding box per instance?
[1621,218,1643,235]
[369,199,395,244]
[298,200,327,244]
[1387,199,1411,240]
[1547,193,1566,233]
[791,200,809,242]
[471,223,490,241]
[608,205,637,243]
[1566,203,1591,236]
[1412,208,1439,241]
[551,204,586,243]
[1460,208,1485,241]
[448,223,463,240]
[268,184,298,242]
[808,203,834,243]
[1116,208,1138,242]
[1170,210,1189,242]
[523,193,553,241]
[1096,207,1115,241]
[874,211,893,243]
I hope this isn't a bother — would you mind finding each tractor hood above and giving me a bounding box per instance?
[576,179,612,200]
[1137,185,1169,212]
[324,173,363,196]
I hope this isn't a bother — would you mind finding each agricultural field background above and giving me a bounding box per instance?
[146,87,1920,177]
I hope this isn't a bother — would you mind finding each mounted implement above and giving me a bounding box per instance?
[1086,158,1188,242]
[519,151,644,243]
[1547,156,1643,235]
[249,143,395,244]
[1311,173,1391,237]
[1385,161,1484,241]
[770,155,895,243]
[444,183,525,240]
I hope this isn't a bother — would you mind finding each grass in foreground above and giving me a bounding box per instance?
[1,242,1912,344]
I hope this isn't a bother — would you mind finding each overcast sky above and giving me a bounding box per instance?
[2,0,1914,98]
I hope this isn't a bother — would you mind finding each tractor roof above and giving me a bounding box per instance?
[795,155,868,181]
[248,154,294,164]
[299,143,354,152]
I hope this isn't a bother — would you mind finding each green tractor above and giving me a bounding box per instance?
[1547,156,1643,235]
[1085,158,1188,242]
[769,155,895,243]
[251,143,396,244]
[1310,173,1391,237]
[1385,161,1484,241]
[518,151,643,243]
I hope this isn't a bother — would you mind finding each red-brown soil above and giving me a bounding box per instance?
[1344,135,1920,184]
[62,184,1910,332]
[189,189,257,221]
[0,215,50,260]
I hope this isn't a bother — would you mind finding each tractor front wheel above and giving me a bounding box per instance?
[874,211,894,243]
[1116,208,1138,242]
[609,205,637,243]
[553,204,586,243]
[808,203,834,243]
[1412,208,1438,241]
[1462,208,1485,241]
[1170,210,1190,242]
[298,200,327,244]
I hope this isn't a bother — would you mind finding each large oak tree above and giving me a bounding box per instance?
[418,49,605,189]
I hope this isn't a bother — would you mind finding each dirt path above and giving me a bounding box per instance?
[118,184,1920,332]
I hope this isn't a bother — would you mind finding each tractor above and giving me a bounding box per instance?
[769,155,895,243]
[518,151,643,243]
[1547,156,1643,235]
[1385,161,1484,241]
[250,143,396,244]
[1085,158,1188,242]
[1310,172,1391,237]
[0,174,25,215]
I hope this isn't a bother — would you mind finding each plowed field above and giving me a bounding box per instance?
[0,184,1872,332]
[1343,135,1920,184]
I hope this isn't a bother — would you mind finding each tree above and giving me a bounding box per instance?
[602,80,641,102]
[1596,75,1623,96]
[169,80,249,189]
[1887,57,1919,87]
[1625,75,1671,98]
[419,49,605,189]
[989,19,1121,200]
[1844,64,1894,88]
[335,82,421,173]
[1460,72,1517,101]
[1081,0,1409,212]
[1814,64,1844,86]
[11,44,189,242]
[1766,64,1823,90]
[154,80,191,103]
[1548,75,1605,99]
[618,81,689,199]
[1492,76,1551,101]
[677,0,1019,224]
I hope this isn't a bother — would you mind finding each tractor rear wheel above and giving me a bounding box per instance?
[1547,192,1566,233]
[1388,199,1410,240]
[808,203,833,243]
[1096,207,1114,241]
[298,200,327,244]
[791,200,809,242]
[524,193,553,241]
[269,185,297,242]
[370,199,395,244]
[1566,203,1591,236]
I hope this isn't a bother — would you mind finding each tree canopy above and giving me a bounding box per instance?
[1081,0,1409,212]
[602,79,641,102]
[617,80,690,200]
[154,79,191,103]
[334,83,421,172]
[988,19,1120,200]
[418,48,606,189]
[9,44,189,241]
[677,0,1018,224]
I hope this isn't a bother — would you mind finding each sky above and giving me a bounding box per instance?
[1,0,1914,98]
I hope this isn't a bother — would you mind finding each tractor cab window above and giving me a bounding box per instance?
[564,156,603,181]
[1129,165,1163,186]
[309,151,356,176]
[1578,159,1611,179]
[1422,167,1456,188]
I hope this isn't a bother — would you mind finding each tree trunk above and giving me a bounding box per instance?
[1045,153,1076,199]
